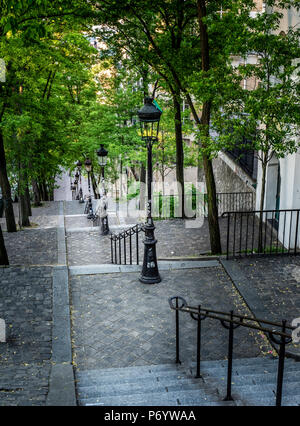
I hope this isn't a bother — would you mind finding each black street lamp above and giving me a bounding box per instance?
[97,144,108,173]
[97,144,110,235]
[137,97,162,284]
[84,158,94,219]
[74,171,80,200]
[76,161,84,203]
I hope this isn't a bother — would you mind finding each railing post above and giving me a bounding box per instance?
[294,211,299,255]
[175,297,181,364]
[196,305,201,378]
[111,237,113,264]
[136,227,139,265]
[224,311,234,401]
[226,214,230,260]
[130,233,132,265]
[276,320,287,407]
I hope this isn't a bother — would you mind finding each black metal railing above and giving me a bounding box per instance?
[222,209,300,259]
[110,223,144,265]
[151,192,254,219]
[169,296,296,406]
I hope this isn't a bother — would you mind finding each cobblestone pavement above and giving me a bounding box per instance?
[66,218,231,266]
[3,228,58,266]
[0,266,53,405]
[66,215,275,266]
[12,201,60,217]
[70,267,270,372]
[232,256,300,353]
[0,202,61,231]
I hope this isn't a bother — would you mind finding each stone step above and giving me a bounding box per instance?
[76,357,297,379]
[75,357,288,379]
[76,363,185,381]
[196,363,300,378]
[78,379,204,400]
[189,357,297,369]
[76,358,300,406]
[77,366,300,393]
[76,360,300,387]
[217,380,300,396]
[77,370,189,388]
[202,369,300,386]
[236,394,300,407]
[79,389,235,407]
[78,369,300,404]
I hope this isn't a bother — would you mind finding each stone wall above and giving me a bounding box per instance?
[212,156,255,195]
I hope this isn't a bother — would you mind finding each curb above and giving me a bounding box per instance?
[47,202,76,406]
[68,259,220,276]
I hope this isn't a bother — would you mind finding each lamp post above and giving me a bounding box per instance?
[74,171,80,200]
[77,161,84,203]
[97,144,108,183]
[84,158,94,219]
[97,144,110,235]
[137,97,162,284]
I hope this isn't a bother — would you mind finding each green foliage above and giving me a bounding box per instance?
[0,5,97,194]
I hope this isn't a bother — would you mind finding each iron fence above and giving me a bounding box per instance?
[169,296,296,406]
[110,223,144,265]
[222,209,300,259]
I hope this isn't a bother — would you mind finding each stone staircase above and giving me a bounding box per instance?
[75,357,300,406]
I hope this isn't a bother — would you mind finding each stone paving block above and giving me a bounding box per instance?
[70,267,266,371]
[0,266,53,405]
[3,229,58,266]
[221,256,300,357]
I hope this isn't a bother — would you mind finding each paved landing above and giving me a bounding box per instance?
[70,266,269,372]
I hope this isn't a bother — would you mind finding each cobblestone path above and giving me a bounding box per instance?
[229,256,300,355]
[0,267,52,405]
[70,267,267,372]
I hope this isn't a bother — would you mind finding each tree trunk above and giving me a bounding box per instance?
[130,166,140,182]
[195,0,221,254]
[197,149,204,183]
[25,184,32,216]
[258,152,268,252]
[172,90,185,218]
[19,165,30,227]
[32,179,42,206]
[20,193,30,227]
[38,182,44,201]
[42,181,49,201]
[259,154,268,212]
[91,169,99,199]
[0,130,17,232]
[0,224,9,265]
[140,163,146,211]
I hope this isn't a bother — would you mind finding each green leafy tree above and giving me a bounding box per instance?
[211,3,300,213]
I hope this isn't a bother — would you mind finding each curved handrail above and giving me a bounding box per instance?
[110,223,145,265]
[169,296,296,406]
[169,298,295,338]
[110,223,144,241]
